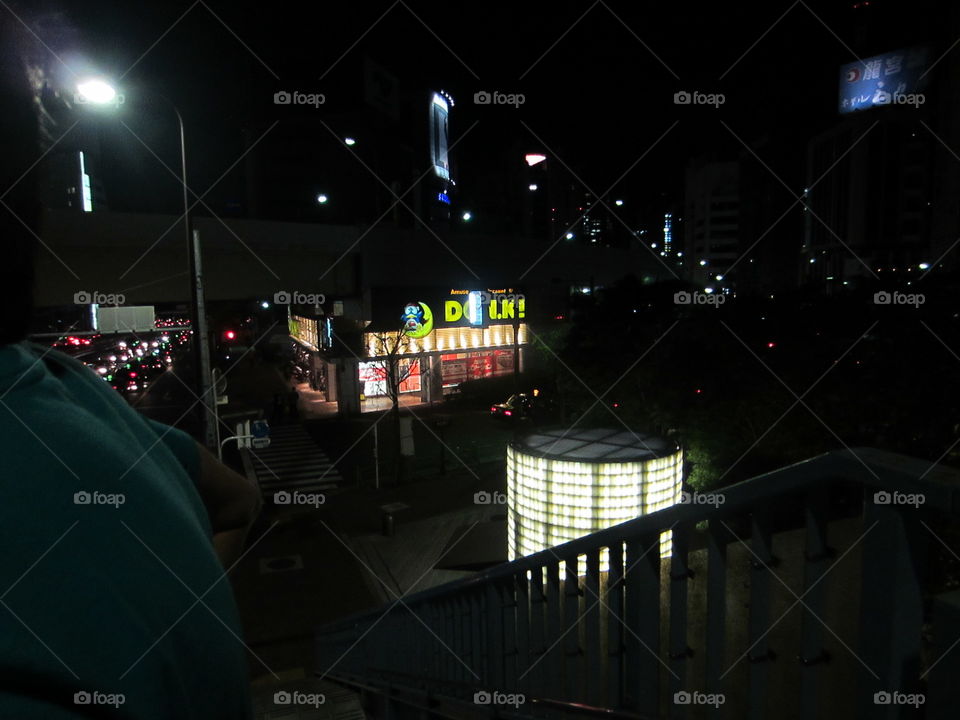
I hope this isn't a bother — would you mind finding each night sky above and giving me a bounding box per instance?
[29,0,945,218]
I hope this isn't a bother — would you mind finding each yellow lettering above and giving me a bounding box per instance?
[445,300,463,322]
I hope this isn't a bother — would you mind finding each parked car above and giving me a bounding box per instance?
[490,393,534,419]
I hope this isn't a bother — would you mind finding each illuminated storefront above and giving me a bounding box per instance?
[360,288,529,403]
[286,288,530,414]
[507,428,683,568]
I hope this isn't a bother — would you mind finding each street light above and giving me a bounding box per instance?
[461,211,472,221]
[76,79,118,105]
[76,79,215,448]
[317,193,329,204]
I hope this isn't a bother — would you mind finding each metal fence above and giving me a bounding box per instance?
[316,448,960,719]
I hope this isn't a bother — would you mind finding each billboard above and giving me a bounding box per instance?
[429,92,450,180]
[373,287,526,334]
[95,305,155,334]
[839,47,929,113]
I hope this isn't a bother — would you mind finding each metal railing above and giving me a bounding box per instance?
[315,448,960,718]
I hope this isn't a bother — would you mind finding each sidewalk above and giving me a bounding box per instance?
[231,423,510,680]
[294,382,434,419]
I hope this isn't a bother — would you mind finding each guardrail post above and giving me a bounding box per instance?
[705,520,729,718]
[564,554,582,700]
[624,534,661,715]
[487,583,505,690]
[799,489,832,720]
[606,542,625,708]
[514,571,530,695]
[585,548,602,706]
[747,513,776,720]
[927,589,960,719]
[669,522,693,719]
[546,560,563,697]
[527,567,546,697]
[857,496,927,720]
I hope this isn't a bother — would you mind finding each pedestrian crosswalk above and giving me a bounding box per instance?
[242,425,345,502]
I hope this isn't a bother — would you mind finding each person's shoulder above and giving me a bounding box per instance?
[23,342,90,375]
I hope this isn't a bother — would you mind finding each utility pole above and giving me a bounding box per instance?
[192,228,216,449]
[513,290,521,393]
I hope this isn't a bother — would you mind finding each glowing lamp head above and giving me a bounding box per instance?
[76,79,118,105]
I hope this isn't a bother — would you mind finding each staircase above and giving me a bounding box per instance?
[242,424,346,504]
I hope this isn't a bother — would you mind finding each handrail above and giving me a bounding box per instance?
[315,447,960,719]
[318,448,959,631]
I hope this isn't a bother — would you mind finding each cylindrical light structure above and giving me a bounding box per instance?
[507,429,683,568]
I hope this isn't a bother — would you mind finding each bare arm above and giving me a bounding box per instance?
[193,442,263,567]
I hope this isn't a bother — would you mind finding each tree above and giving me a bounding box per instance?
[367,325,423,485]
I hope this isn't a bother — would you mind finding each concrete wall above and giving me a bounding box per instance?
[36,210,361,307]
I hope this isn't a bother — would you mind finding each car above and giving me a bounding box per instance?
[490,393,534,419]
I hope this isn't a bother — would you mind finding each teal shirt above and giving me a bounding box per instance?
[0,343,252,718]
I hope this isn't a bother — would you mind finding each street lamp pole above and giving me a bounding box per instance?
[171,104,216,450]
[77,80,215,447]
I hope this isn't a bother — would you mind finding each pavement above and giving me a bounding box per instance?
[135,347,520,718]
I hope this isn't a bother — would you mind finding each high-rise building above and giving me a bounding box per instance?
[800,1,960,291]
[802,115,934,290]
[683,158,739,291]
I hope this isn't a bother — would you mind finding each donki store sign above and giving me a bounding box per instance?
[398,289,526,339]
[444,290,525,327]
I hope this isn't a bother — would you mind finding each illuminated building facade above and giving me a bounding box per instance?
[290,287,530,414]
[507,428,683,566]
[359,289,528,402]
